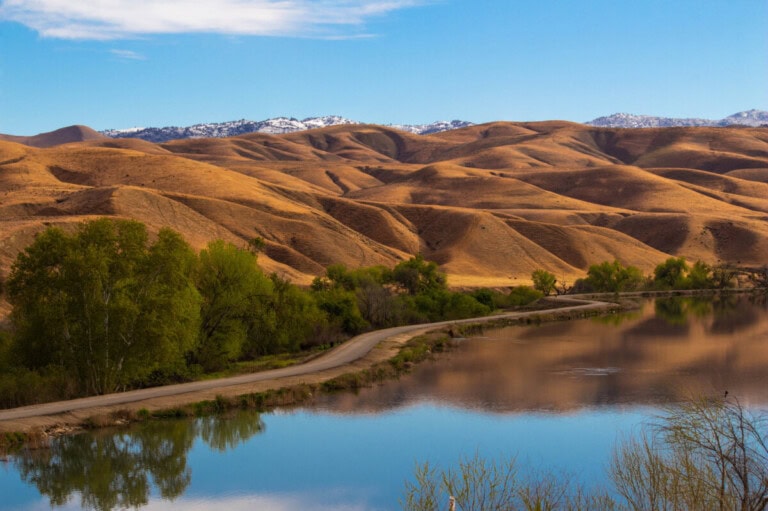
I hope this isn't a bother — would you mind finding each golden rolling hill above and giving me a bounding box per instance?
[1,122,767,295]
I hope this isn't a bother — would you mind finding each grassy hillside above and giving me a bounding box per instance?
[1,122,767,293]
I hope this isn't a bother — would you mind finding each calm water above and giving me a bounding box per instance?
[2,294,767,511]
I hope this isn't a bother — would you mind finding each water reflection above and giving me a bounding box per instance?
[315,295,768,413]
[5,294,767,511]
[13,410,264,511]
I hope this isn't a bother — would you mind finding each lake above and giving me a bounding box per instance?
[2,294,767,510]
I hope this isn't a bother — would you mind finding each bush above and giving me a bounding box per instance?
[611,396,768,511]
[403,452,612,511]
[0,366,76,409]
[404,396,768,511]
[505,286,543,307]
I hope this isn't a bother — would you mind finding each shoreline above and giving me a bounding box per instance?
[4,289,753,444]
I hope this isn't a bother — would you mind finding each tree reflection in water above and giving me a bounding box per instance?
[14,409,264,510]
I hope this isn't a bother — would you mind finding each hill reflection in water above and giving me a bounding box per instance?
[6,294,767,511]
[313,294,768,414]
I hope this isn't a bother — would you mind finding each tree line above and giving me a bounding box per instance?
[0,218,541,407]
[2,218,761,408]
[531,256,751,296]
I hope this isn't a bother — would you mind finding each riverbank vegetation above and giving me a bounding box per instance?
[403,396,768,511]
[532,255,765,296]
[1,218,764,409]
[0,219,537,408]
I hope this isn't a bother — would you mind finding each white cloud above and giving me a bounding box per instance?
[110,48,146,60]
[0,0,427,40]
[22,491,376,511]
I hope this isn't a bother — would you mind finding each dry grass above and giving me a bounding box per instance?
[2,122,768,294]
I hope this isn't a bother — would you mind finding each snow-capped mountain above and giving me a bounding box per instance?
[102,116,475,143]
[720,109,768,127]
[100,110,767,143]
[101,116,358,142]
[587,109,768,128]
[388,120,475,135]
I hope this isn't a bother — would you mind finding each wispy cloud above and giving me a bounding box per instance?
[110,49,146,60]
[0,0,427,40]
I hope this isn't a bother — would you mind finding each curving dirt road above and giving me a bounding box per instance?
[0,297,617,428]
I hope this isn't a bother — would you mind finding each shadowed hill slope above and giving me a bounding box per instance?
[0,125,107,148]
[1,121,767,292]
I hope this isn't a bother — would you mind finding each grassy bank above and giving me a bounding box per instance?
[0,299,628,453]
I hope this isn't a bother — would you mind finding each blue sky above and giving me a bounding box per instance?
[1,0,766,135]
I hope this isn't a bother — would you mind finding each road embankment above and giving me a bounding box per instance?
[0,297,619,437]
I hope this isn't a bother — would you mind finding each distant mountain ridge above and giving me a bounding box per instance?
[587,109,768,128]
[3,110,764,147]
[101,110,766,143]
[102,116,475,143]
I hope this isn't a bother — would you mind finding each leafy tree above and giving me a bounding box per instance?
[585,260,645,293]
[7,226,71,370]
[408,289,489,322]
[356,279,402,328]
[653,257,690,289]
[471,288,496,309]
[324,263,358,291]
[687,260,714,289]
[312,286,369,335]
[245,274,326,355]
[447,292,490,320]
[195,240,273,371]
[137,228,202,375]
[7,219,200,395]
[391,254,447,296]
[531,269,557,296]
[315,264,390,293]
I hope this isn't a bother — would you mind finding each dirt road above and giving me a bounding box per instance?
[0,297,617,432]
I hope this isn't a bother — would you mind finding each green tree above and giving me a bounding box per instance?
[653,257,690,290]
[471,288,496,309]
[687,260,714,289]
[137,228,202,376]
[245,273,326,355]
[391,254,447,296]
[356,278,402,328]
[7,219,200,395]
[312,286,369,335]
[531,269,557,296]
[195,240,273,371]
[586,260,645,293]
